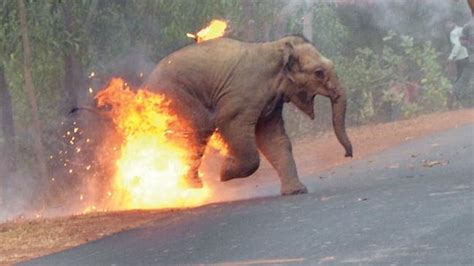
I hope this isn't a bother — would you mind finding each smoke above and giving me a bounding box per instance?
[0,49,158,223]
[369,0,471,43]
[0,171,38,221]
[280,0,471,48]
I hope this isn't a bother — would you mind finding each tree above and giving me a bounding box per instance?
[0,0,19,205]
[240,0,257,41]
[303,0,314,41]
[0,65,16,206]
[60,0,99,113]
[17,0,49,200]
[0,66,16,173]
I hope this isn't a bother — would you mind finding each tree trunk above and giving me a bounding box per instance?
[291,0,314,135]
[303,0,314,42]
[17,0,49,198]
[0,65,16,172]
[62,53,82,112]
[241,0,257,42]
[61,0,84,113]
[274,2,294,38]
[0,65,17,206]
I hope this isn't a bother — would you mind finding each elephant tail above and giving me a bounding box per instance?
[69,106,104,116]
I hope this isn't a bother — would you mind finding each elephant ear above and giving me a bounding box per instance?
[283,42,298,82]
[282,41,315,120]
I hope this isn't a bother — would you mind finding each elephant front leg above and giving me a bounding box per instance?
[217,113,261,181]
[256,107,308,195]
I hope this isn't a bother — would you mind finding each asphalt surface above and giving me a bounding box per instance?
[26,125,474,265]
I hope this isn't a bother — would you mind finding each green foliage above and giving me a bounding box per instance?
[0,0,461,172]
[336,31,451,125]
[336,47,386,124]
[312,3,349,57]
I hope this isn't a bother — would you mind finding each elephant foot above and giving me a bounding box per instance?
[220,170,248,182]
[220,156,259,182]
[220,173,235,182]
[281,182,308,196]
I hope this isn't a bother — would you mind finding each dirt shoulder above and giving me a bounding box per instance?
[293,109,474,177]
[0,210,173,265]
[1,109,473,265]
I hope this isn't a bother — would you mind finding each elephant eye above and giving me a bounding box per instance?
[314,69,325,80]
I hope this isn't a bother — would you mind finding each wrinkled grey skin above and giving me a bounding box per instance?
[144,36,352,195]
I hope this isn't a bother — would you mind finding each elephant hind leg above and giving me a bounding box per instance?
[179,132,212,188]
[180,148,205,188]
[167,93,214,189]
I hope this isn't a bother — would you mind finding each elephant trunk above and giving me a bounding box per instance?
[331,88,353,157]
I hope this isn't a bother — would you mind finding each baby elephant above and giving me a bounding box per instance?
[144,35,353,195]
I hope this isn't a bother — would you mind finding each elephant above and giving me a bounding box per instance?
[143,35,353,195]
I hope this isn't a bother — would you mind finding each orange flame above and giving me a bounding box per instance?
[187,19,227,43]
[94,78,210,210]
[208,131,228,156]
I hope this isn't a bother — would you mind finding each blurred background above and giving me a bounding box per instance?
[0,0,472,218]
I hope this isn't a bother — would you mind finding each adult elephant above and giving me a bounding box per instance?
[144,35,353,195]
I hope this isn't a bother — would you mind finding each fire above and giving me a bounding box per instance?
[208,130,228,156]
[187,19,227,43]
[94,78,210,210]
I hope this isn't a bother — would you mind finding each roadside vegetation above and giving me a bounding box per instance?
[0,0,472,220]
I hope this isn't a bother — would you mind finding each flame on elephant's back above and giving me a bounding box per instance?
[187,19,227,43]
[93,78,211,210]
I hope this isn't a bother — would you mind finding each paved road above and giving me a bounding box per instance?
[26,125,474,265]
